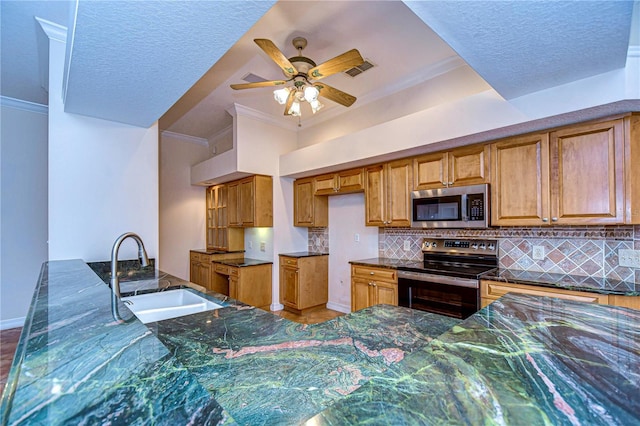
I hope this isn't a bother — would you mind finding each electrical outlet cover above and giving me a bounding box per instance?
[403,240,411,251]
[532,246,545,260]
[619,249,640,268]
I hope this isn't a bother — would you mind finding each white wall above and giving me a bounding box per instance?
[159,133,210,279]
[48,24,159,263]
[0,102,49,328]
[327,194,378,313]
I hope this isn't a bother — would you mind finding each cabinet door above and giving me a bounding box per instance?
[239,178,255,226]
[413,152,448,190]
[364,165,386,226]
[294,178,328,227]
[351,277,373,311]
[374,281,398,306]
[280,266,298,307]
[314,173,337,195]
[336,168,364,193]
[550,119,624,224]
[229,276,239,299]
[491,134,551,226]
[190,260,200,285]
[386,159,412,227]
[227,182,240,227]
[448,145,490,187]
[199,262,212,291]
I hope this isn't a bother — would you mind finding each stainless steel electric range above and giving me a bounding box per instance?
[397,238,498,319]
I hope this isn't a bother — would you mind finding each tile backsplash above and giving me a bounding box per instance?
[378,226,640,283]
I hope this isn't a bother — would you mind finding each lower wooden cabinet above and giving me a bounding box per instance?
[351,264,398,311]
[190,252,212,290]
[480,280,609,308]
[212,262,272,309]
[279,254,328,313]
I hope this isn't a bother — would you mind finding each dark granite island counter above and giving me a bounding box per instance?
[2,260,639,425]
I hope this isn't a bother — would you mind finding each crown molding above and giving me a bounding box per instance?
[209,125,233,141]
[35,16,67,42]
[231,103,298,132]
[160,130,208,146]
[0,96,48,114]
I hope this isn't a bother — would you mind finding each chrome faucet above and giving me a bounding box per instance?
[110,232,150,298]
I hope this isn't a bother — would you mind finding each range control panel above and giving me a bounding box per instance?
[421,238,498,255]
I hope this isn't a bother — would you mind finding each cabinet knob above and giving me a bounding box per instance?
[448,182,453,185]
[542,217,549,222]
[371,282,377,287]
[551,217,558,222]
[370,271,375,275]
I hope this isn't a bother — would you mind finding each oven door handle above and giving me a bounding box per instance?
[397,270,479,289]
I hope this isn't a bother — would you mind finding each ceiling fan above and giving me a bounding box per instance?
[231,37,364,116]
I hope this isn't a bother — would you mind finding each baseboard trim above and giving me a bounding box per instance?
[326,301,351,314]
[1,317,26,330]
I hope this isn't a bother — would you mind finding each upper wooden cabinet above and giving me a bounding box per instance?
[294,177,328,227]
[228,175,273,227]
[625,114,640,224]
[413,145,490,190]
[206,185,244,251]
[314,168,365,195]
[492,118,625,226]
[365,159,412,227]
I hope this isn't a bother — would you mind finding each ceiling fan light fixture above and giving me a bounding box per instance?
[288,100,301,116]
[273,87,290,105]
[310,99,324,114]
[303,85,319,103]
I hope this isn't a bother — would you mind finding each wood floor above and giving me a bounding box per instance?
[0,307,343,394]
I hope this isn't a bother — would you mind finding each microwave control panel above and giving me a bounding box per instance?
[467,193,485,221]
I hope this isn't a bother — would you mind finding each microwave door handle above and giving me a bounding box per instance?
[461,194,469,221]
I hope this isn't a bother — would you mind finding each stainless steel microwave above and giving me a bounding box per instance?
[411,184,489,228]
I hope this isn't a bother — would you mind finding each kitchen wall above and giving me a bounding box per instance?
[0,102,48,329]
[159,133,210,280]
[379,226,640,283]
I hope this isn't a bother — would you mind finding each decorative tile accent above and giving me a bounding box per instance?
[378,225,639,282]
[308,227,329,253]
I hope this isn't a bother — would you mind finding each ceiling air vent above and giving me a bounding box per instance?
[344,60,374,77]
[242,73,267,83]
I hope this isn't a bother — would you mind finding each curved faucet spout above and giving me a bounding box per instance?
[110,232,150,298]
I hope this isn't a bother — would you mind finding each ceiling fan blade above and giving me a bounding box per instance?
[308,49,364,80]
[315,83,357,107]
[254,39,297,77]
[284,89,295,115]
[230,80,287,90]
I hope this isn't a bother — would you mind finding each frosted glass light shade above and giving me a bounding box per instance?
[303,85,319,102]
[288,100,301,116]
[273,87,290,105]
[310,99,324,114]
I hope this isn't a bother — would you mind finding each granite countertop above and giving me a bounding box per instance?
[190,248,245,255]
[213,257,273,267]
[2,260,639,424]
[351,257,640,296]
[279,251,329,258]
[482,267,640,296]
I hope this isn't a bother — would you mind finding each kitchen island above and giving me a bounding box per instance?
[2,260,639,425]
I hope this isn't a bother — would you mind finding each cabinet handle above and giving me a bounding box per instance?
[542,217,549,222]
[370,271,375,275]
[448,182,453,185]
[371,283,377,287]
[551,217,558,222]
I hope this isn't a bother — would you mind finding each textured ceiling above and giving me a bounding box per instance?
[405,0,635,99]
[62,0,275,127]
[1,0,637,134]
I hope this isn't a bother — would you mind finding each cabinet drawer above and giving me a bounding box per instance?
[214,263,230,275]
[229,267,239,277]
[280,257,299,268]
[481,280,609,304]
[190,252,201,262]
[351,265,397,283]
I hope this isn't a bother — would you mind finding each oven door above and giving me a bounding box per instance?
[397,270,479,319]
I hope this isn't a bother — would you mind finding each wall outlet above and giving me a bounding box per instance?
[619,249,640,268]
[532,246,545,260]
[260,241,266,252]
[248,241,253,249]
[403,240,411,251]
[354,233,360,242]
